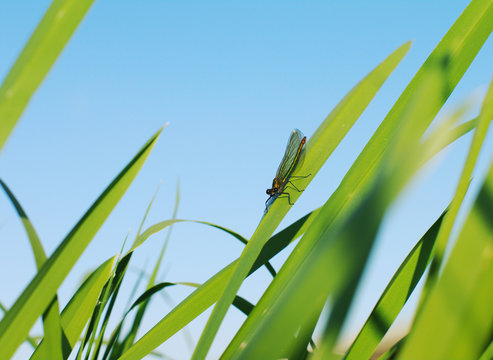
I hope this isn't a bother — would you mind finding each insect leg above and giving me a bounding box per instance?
[277,192,293,205]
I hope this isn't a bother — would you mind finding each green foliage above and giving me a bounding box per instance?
[0,0,492,359]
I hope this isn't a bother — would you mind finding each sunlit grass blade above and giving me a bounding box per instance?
[191,41,411,360]
[0,127,162,359]
[29,256,116,360]
[419,76,493,306]
[0,0,96,151]
[0,303,37,349]
[343,211,446,360]
[221,2,493,356]
[398,159,493,360]
[228,62,447,360]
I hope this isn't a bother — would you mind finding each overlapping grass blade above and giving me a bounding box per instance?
[190,41,411,360]
[221,2,493,356]
[229,61,448,360]
[0,0,96,151]
[91,184,164,360]
[29,256,116,360]
[398,157,493,360]
[397,74,493,360]
[0,128,162,359]
[119,41,410,360]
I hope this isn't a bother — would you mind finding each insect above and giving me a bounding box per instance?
[265,128,309,210]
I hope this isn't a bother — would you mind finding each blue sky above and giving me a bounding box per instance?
[1,1,492,359]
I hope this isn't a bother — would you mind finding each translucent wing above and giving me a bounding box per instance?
[275,128,305,182]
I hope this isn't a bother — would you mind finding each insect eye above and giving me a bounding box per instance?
[266,189,270,195]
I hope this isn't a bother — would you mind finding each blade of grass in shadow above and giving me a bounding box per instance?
[343,211,446,360]
[0,127,163,359]
[222,2,493,356]
[191,42,411,360]
[418,76,493,311]
[29,256,116,360]
[0,0,96,151]
[0,178,65,360]
[398,158,493,360]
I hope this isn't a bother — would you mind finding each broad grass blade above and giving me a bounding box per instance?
[0,0,96,151]
[398,159,493,360]
[222,1,493,356]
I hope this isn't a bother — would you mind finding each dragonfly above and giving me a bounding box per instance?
[265,128,309,211]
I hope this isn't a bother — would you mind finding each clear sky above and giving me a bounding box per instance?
[1,1,492,359]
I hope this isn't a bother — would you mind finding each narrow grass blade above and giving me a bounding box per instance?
[398,160,493,360]
[343,211,446,360]
[119,183,181,355]
[0,127,162,359]
[0,0,96,151]
[29,256,116,360]
[191,42,411,360]
[92,184,164,360]
[420,76,493,305]
[0,178,65,359]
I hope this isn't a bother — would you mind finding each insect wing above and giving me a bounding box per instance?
[275,129,305,182]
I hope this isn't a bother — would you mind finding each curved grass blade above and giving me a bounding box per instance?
[191,41,411,360]
[398,158,493,360]
[0,127,163,359]
[0,0,96,151]
[29,256,116,360]
[343,211,446,359]
[0,179,66,359]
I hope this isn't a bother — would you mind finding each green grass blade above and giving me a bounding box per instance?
[398,160,493,360]
[0,0,96,151]
[29,256,116,360]
[0,178,65,359]
[119,184,181,355]
[343,212,446,360]
[191,41,411,360]
[228,60,447,360]
[92,185,165,360]
[0,127,162,359]
[0,179,47,266]
[221,1,493,356]
[420,76,493,305]
[0,303,37,349]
